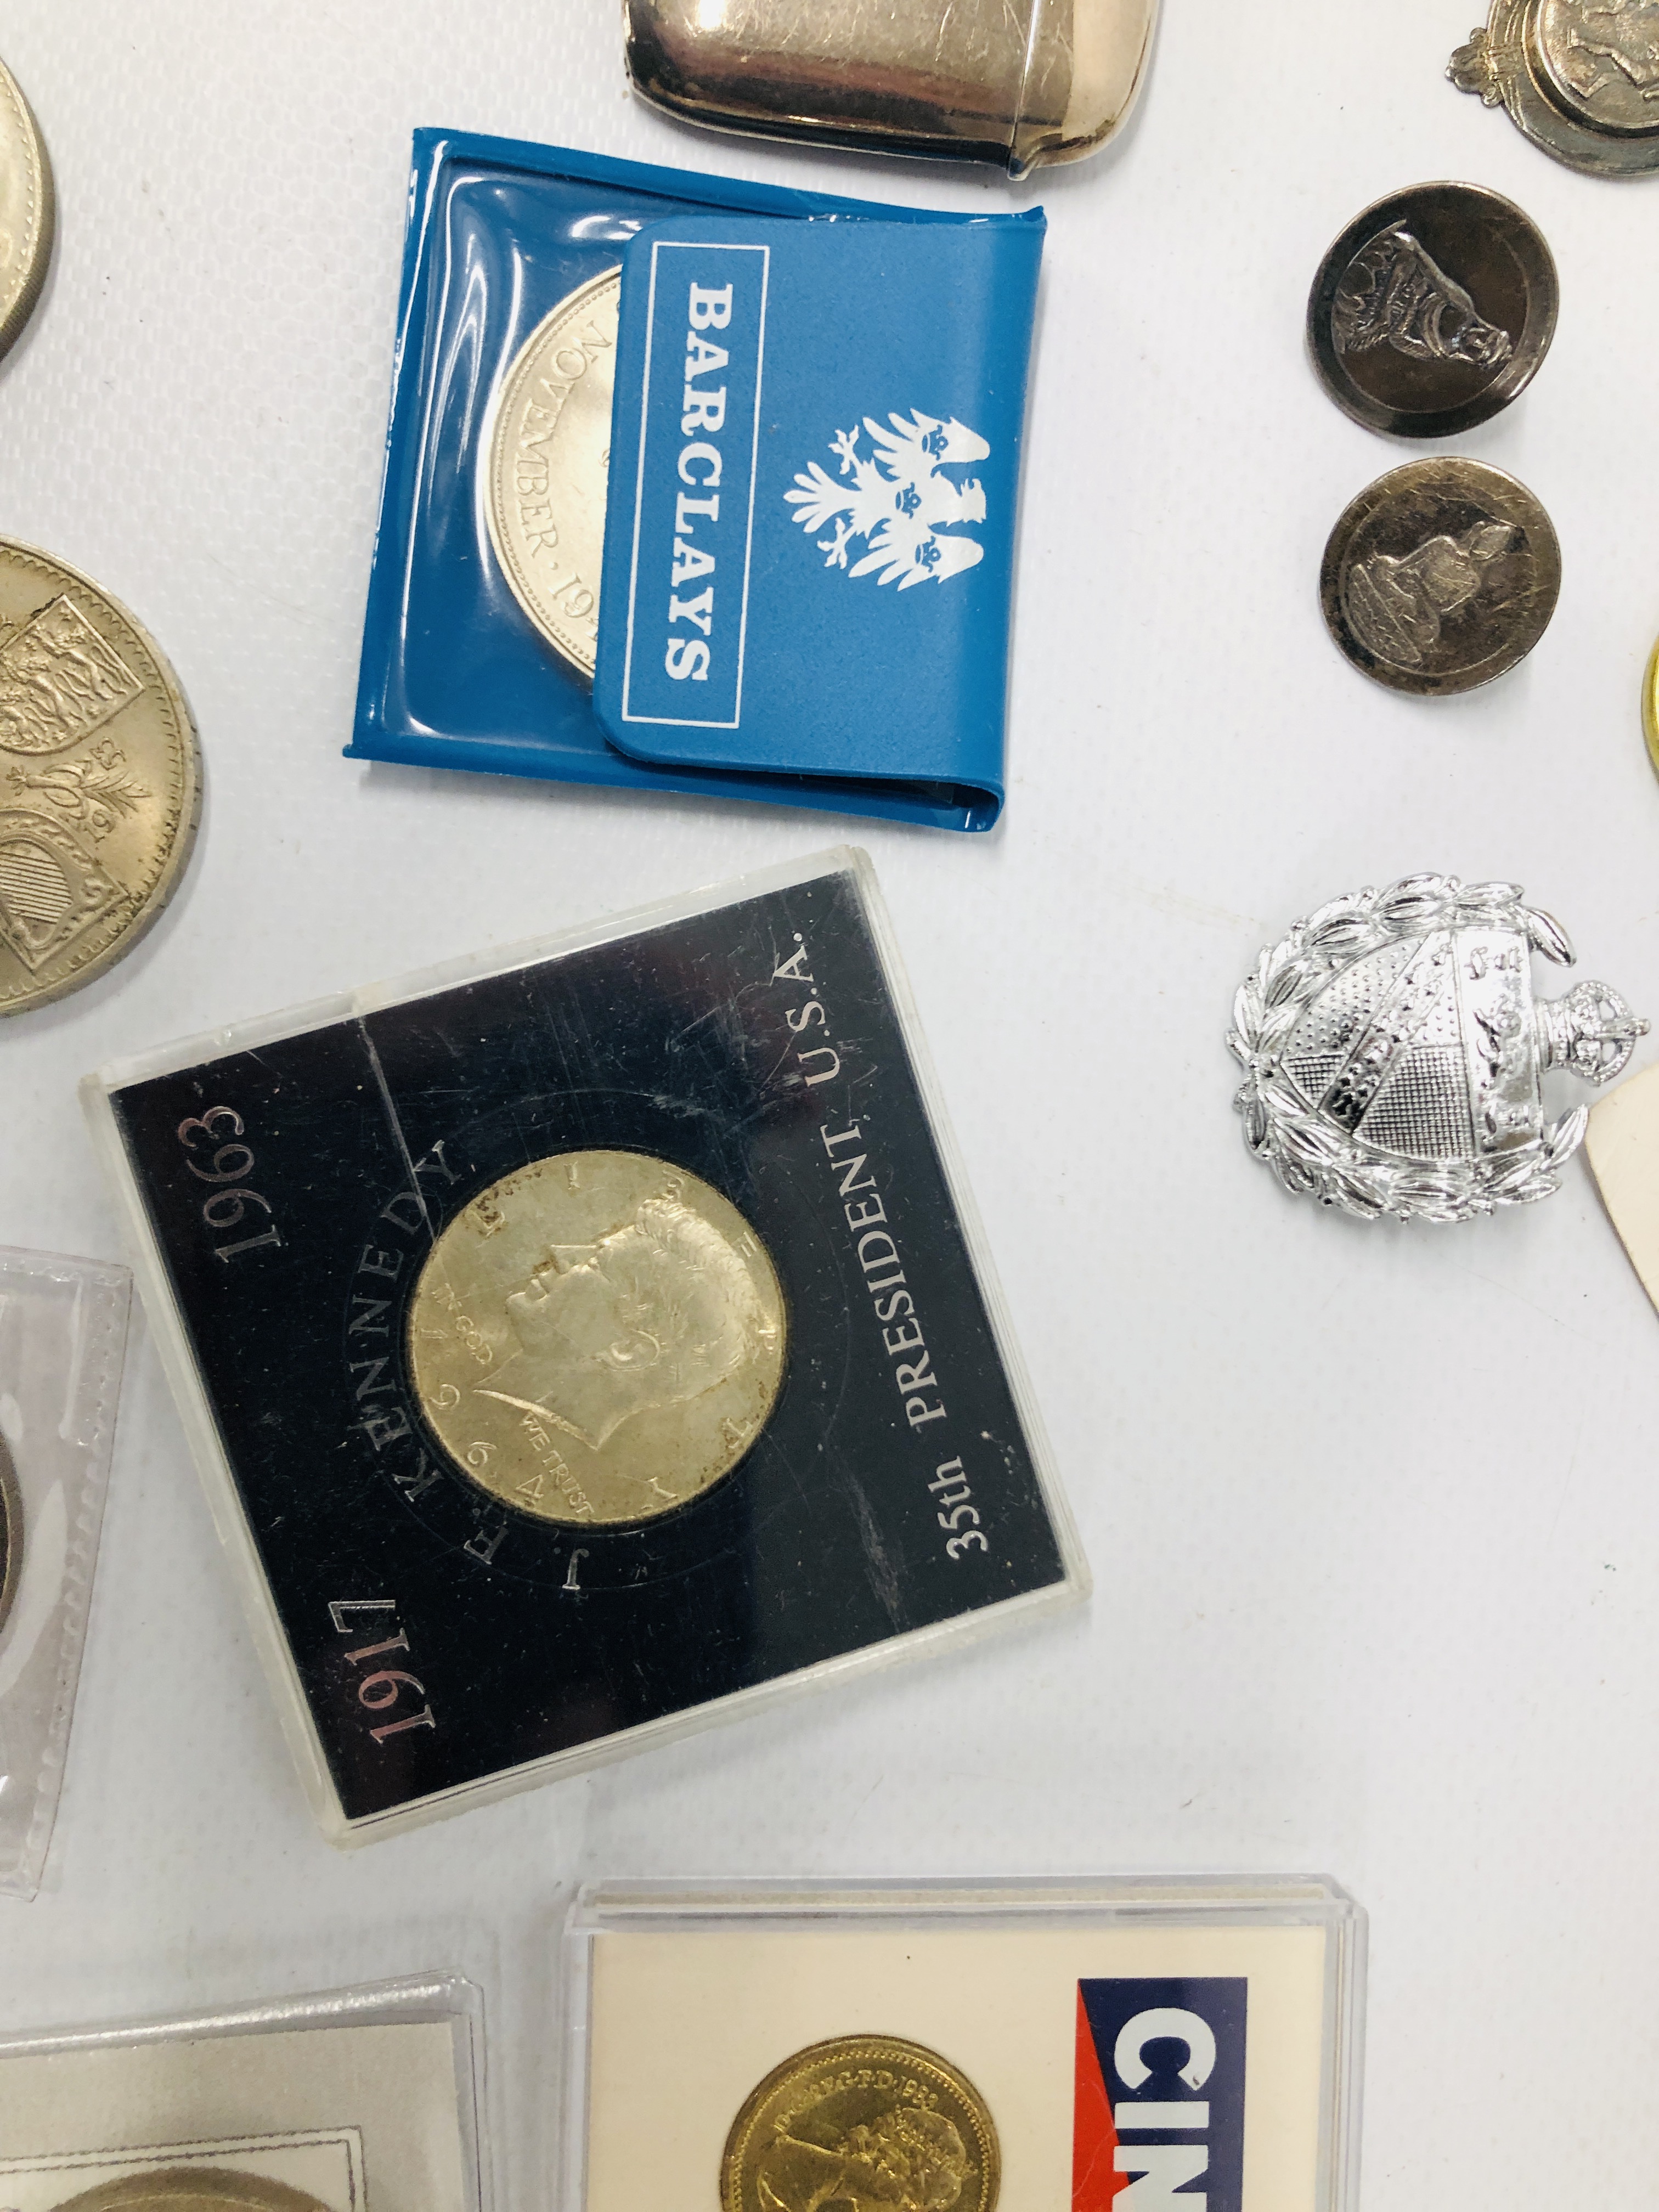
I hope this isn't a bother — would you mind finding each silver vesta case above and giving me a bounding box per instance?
[622,0,1161,177]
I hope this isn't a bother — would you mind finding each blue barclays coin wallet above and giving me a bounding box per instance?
[348,132,1044,831]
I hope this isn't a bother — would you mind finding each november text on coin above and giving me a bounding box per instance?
[513,311,611,619]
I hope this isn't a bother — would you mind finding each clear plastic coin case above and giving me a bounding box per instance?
[0,1973,488,2207]
[82,850,1084,1844]
[560,1877,1366,2212]
[0,1246,130,1901]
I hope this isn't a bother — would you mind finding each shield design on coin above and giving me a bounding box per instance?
[0,804,122,971]
[1229,874,1646,1221]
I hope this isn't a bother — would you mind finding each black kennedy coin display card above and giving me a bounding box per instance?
[95,854,1079,1833]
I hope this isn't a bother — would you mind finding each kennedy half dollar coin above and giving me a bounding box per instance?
[408,1150,786,1526]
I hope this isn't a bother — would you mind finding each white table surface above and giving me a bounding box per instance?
[2,2,1657,2203]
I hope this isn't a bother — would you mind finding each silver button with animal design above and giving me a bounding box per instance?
[1451,0,1659,176]
[1229,874,1646,1224]
[1307,183,1558,438]
[1319,459,1560,695]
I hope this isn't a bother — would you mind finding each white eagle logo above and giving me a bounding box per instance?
[785,409,990,590]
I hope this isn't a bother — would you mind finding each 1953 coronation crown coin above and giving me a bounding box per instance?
[486,268,620,679]
[1308,183,1558,439]
[1319,459,1560,695]
[408,1150,787,1526]
[1229,873,1646,1223]
[1451,0,1659,174]
[721,2037,1001,2212]
[0,541,200,1015]
[0,55,53,365]
[0,1430,20,1637]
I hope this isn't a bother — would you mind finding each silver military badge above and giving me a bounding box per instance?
[1229,875,1646,1222]
[1450,0,1659,176]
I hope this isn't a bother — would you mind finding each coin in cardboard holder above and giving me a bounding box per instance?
[52,2177,330,2212]
[1307,183,1557,439]
[0,55,53,364]
[0,1975,482,2208]
[1319,459,1560,695]
[1229,872,1646,1224]
[1451,1,1659,174]
[563,1877,1368,2212]
[85,851,1082,1842]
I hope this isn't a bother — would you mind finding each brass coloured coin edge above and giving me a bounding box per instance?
[0,55,54,364]
[0,537,203,1016]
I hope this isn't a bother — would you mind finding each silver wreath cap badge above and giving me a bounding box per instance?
[1229,875,1647,1222]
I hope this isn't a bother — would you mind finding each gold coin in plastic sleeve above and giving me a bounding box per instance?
[0,55,53,363]
[1644,631,1659,782]
[0,541,200,1015]
[721,2035,1001,2212]
[486,268,620,679]
[408,1150,786,1527]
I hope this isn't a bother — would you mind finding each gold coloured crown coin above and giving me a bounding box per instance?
[52,2174,331,2212]
[0,57,53,364]
[408,1150,787,1526]
[0,1430,20,1637]
[0,541,200,1015]
[1308,183,1558,439]
[1643,631,1659,780]
[721,2035,1001,2212]
[486,268,620,679]
[1320,458,1560,695]
[1451,1,1659,176]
